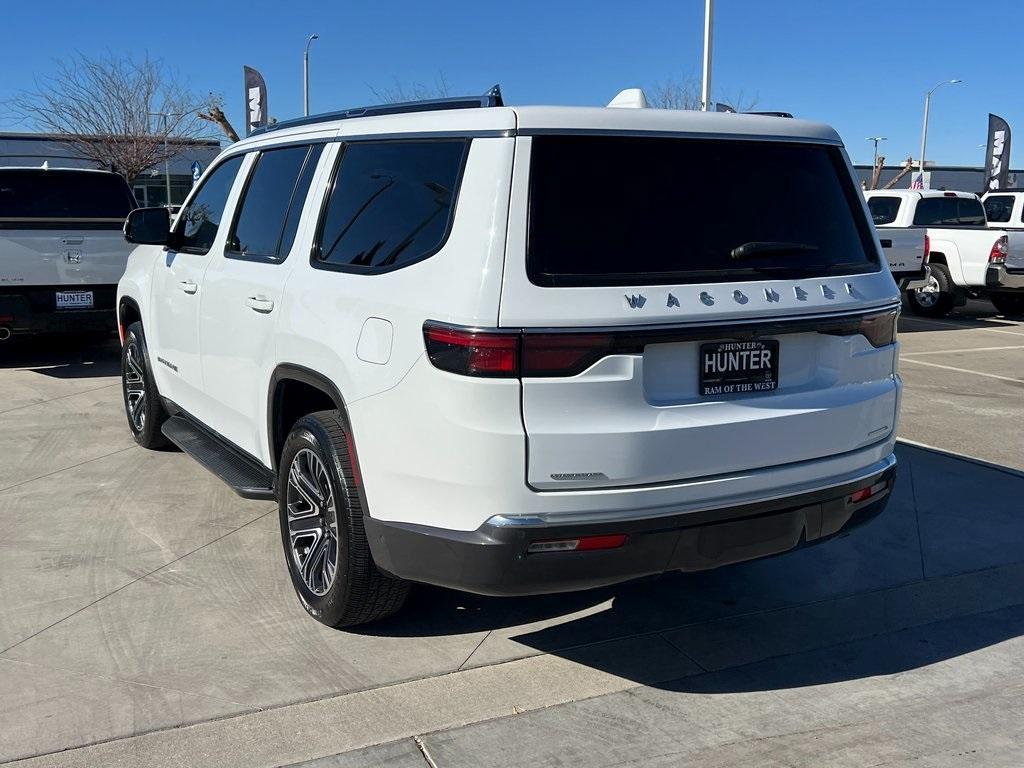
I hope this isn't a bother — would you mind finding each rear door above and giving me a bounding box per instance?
[501,134,901,490]
[198,143,325,460]
[0,169,135,310]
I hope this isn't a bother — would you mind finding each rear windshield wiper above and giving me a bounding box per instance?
[730,241,819,260]
[739,261,869,276]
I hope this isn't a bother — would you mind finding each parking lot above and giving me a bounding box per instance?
[1,302,1022,767]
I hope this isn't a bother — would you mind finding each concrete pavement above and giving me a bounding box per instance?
[1,305,1022,766]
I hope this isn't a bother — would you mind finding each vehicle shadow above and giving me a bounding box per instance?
[0,333,120,378]
[359,443,1024,693]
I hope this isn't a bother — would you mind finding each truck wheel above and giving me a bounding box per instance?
[906,264,955,317]
[278,411,409,628]
[121,322,169,449]
[990,293,1024,318]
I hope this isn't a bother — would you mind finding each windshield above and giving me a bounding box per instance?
[0,169,136,222]
[526,136,878,286]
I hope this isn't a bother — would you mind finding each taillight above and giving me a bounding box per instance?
[989,235,1008,264]
[423,325,519,377]
[849,480,888,504]
[857,309,898,348]
[424,323,616,377]
[923,233,930,264]
[527,534,628,554]
[521,333,615,377]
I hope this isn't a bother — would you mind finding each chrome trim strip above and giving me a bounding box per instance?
[487,453,897,528]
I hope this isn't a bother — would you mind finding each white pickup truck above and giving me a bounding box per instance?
[864,189,1024,317]
[0,166,137,338]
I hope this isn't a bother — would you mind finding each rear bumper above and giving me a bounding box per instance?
[366,455,896,596]
[0,285,117,335]
[897,265,930,291]
[986,264,1024,291]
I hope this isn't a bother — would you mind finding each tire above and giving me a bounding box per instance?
[906,263,955,318]
[278,410,409,628]
[990,292,1024,318]
[121,322,169,449]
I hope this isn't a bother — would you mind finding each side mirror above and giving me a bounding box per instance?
[124,207,171,246]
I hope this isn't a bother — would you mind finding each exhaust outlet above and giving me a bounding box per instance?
[0,327,11,341]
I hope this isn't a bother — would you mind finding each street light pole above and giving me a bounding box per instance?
[304,33,319,116]
[867,136,887,169]
[918,79,962,184]
[700,0,714,111]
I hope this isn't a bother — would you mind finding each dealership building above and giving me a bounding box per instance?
[853,164,1021,194]
[0,132,222,207]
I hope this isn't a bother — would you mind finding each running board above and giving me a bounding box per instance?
[162,415,276,501]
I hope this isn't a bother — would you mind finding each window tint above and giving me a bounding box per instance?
[912,196,986,227]
[527,136,877,286]
[177,155,244,253]
[229,144,322,260]
[983,195,1014,223]
[0,170,136,221]
[315,140,467,271]
[867,196,902,225]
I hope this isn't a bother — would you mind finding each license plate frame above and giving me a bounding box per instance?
[55,290,94,310]
[699,339,779,396]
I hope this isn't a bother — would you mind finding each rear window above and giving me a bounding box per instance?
[912,196,986,227]
[526,136,878,286]
[983,195,1014,223]
[313,140,468,273]
[867,196,902,225]
[0,169,136,223]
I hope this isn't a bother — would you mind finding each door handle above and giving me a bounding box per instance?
[179,280,198,294]
[246,296,275,314]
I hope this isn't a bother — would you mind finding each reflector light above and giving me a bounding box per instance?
[923,233,930,263]
[848,480,888,504]
[857,310,898,348]
[527,534,628,554]
[521,333,615,376]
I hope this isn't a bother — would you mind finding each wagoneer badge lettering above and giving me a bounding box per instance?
[624,294,647,309]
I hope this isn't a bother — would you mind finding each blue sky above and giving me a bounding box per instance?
[0,0,1017,168]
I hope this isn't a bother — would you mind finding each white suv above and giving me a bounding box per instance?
[117,89,901,627]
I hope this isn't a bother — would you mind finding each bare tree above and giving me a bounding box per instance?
[648,75,758,112]
[370,73,452,104]
[198,94,240,143]
[881,157,915,190]
[7,53,212,181]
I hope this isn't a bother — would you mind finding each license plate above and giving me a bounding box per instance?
[55,290,94,309]
[699,340,779,396]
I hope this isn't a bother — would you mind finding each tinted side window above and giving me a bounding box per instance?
[315,140,468,271]
[984,195,1014,223]
[867,196,901,225]
[177,155,244,254]
[228,144,322,260]
[913,196,985,227]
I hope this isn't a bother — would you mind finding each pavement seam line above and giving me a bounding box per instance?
[0,509,275,656]
[899,356,1024,383]
[0,381,119,416]
[657,631,709,672]
[456,630,492,672]
[413,736,440,768]
[904,451,928,581]
[0,445,135,495]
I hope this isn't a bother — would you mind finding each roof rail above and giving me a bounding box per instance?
[251,84,504,136]
[744,111,794,118]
